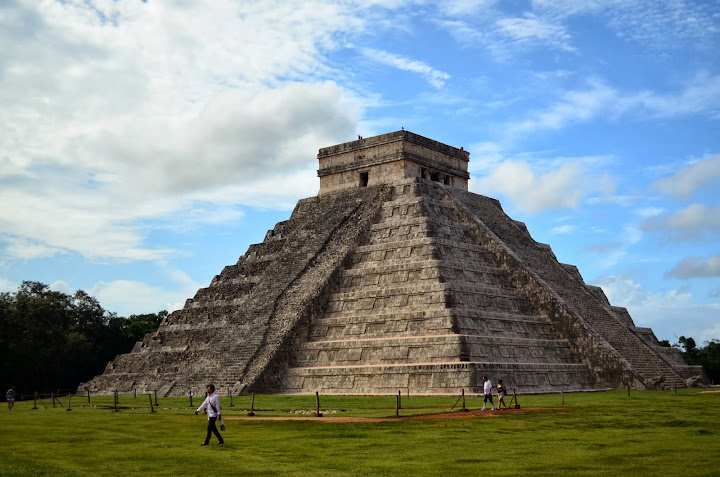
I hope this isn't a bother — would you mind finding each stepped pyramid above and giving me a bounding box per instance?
[80,131,703,396]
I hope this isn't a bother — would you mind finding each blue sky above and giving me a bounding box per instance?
[1,0,718,344]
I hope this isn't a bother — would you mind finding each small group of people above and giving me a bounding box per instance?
[482,376,508,411]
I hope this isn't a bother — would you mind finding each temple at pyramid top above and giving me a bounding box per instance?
[317,130,470,194]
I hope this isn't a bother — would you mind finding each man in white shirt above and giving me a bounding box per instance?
[481,376,496,411]
[195,383,224,445]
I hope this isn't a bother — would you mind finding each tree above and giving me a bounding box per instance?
[0,281,166,394]
[675,336,720,384]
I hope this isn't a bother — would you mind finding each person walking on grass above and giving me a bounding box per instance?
[497,379,508,410]
[195,384,224,445]
[6,386,16,411]
[481,376,496,411]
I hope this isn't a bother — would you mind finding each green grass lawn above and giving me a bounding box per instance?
[1,389,718,476]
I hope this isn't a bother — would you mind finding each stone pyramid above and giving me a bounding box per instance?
[81,131,702,396]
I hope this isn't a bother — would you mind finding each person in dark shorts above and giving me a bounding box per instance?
[482,376,496,411]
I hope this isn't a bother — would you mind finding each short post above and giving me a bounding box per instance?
[462,389,467,412]
[395,394,400,417]
[86,388,91,403]
[148,394,155,413]
[561,391,565,405]
[66,393,72,411]
[134,387,137,399]
[52,393,57,408]
[398,390,401,410]
[229,389,234,407]
[154,389,158,406]
[33,392,38,410]
[627,382,631,397]
[248,393,255,416]
[189,391,193,408]
[315,391,322,417]
[113,390,119,412]
[513,390,520,410]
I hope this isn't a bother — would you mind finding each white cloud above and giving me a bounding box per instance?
[509,78,618,134]
[440,0,496,16]
[2,237,68,260]
[49,280,73,295]
[666,255,720,279]
[495,14,573,52]
[466,141,505,173]
[0,0,368,262]
[508,75,720,135]
[471,159,586,213]
[89,270,202,316]
[551,225,576,234]
[651,155,720,200]
[621,224,643,245]
[0,277,17,293]
[584,242,626,268]
[361,48,450,88]
[532,0,719,51]
[643,204,720,242]
[595,274,720,343]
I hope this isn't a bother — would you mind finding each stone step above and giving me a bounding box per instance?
[276,361,599,395]
[294,334,577,367]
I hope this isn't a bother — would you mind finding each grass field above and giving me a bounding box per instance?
[1,389,718,476]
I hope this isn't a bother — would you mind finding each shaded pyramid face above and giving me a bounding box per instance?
[81,132,702,396]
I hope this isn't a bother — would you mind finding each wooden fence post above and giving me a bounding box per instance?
[462,389,467,412]
[248,393,255,416]
[148,394,155,413]
[315,391,322,417]
[113,390,119,412]
[86,388,91,403]
[154,390,158,406]
[66,393,72,411]
[561,391,565,405]
[229,389,234,407]
[189,390,193,408]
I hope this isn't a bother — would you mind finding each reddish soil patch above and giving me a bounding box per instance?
[224,407,556,423]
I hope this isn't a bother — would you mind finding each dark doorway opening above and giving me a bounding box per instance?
[360,171,369,187]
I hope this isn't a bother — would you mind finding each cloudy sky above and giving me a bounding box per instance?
[2,0,719,344]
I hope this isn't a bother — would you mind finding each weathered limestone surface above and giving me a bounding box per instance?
[80,131,704,396]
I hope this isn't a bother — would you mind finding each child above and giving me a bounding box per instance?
[497,380,507,410]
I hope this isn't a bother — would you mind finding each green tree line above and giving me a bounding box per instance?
[675,336,720,384]
[659,336,720,384]
[1,281,166,394]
